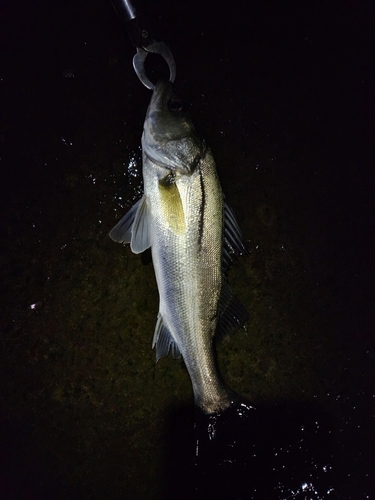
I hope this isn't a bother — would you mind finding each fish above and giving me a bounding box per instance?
[110,80,248,415]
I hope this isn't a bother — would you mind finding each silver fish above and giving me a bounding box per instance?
[110,80,248,414]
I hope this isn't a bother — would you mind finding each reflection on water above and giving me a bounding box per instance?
[164,396,374,499]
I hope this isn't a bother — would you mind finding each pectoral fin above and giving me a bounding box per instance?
[159,174,186,234]
[109,195,151,254]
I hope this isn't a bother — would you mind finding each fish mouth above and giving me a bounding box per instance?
[148,79,170,112]
[142,80,205,175]
[142,80,174,130]
[142,80,177,149]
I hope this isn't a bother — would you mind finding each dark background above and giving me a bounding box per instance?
[1,0,374,498]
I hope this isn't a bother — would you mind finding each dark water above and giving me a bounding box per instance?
[1,0,374,498]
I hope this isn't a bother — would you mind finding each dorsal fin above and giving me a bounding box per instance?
[222,199,248,271]
[216,280,248,340]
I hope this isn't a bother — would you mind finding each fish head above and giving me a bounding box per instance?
[142,80,205,175]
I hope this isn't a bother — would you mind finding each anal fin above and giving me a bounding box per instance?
[152,313,181,362]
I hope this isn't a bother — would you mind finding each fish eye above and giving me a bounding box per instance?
[168,98,184,113]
